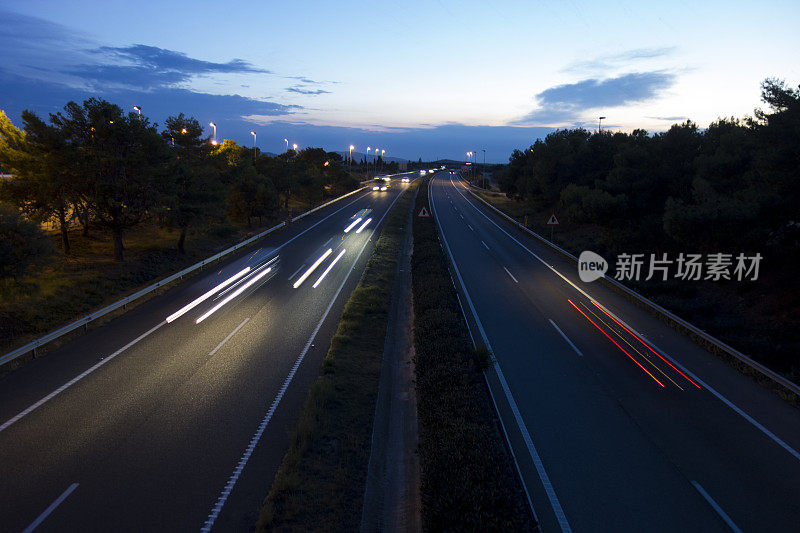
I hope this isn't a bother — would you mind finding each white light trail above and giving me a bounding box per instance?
[166,267,251,323]
[195,267,272,324]
[293,249,332,289]
[344,217,362,233]
[312,249,346,288]
[355,218,372,234]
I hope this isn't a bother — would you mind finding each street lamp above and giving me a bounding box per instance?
[133,105,141,119]
[209,122,217,145]
[381,149,385,171]
[284,138,289,152]
[292,143,298,152]
[349,145,355,171]
[251,131,257,162]
[598,116,606,133]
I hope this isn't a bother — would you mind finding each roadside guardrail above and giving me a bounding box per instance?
[0,186,367,368]
[463,182,800,398]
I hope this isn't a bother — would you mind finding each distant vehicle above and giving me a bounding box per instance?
[420,170,427,176]
[401,177,410,183]
[372,177,388,191]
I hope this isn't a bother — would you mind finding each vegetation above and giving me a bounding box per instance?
[0,97,360,354]
[412,179,535,531]
[257,183,416,531]
[492,78,800,382]
[0,205,52,285]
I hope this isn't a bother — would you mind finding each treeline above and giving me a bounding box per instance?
[0,98,357,268]
[497,78,800,259]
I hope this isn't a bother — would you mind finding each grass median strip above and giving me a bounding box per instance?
[257,183,416,531]
[411,178,536,531]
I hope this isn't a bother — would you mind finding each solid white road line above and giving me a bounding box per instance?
[287,263,306,281]
[468,224,474,231]
[549,319,583,356]
[22,483,79,533]
[313,249,347,288]
[0,321,166,434]
[503,266,519,284]
[201,187,405,533]
[293,249,332,289]
[430,178,572,532]
[481,240,490,250]
[208,318,250,357]
[691,481,743,533]
[448,174,800,463]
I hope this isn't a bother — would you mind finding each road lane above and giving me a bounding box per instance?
[431,172,800,532]
[0,177,413,531]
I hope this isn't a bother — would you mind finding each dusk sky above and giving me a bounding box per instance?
[1,0,798,162]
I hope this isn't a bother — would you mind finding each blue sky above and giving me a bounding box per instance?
[1,0,798,162]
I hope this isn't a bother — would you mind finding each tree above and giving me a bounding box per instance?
[0,204,52,282]
[52,98,171,261]
[160,114,219,253]
[0,111,77,254]
[226,165,278,227]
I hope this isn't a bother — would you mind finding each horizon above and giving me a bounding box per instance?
[1,1,798,162]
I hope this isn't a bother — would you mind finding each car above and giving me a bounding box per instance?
[420,170,427,176]
[372,178,388,191]
[401,177,410,183]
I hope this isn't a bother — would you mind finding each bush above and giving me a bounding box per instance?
[0,204,52,281]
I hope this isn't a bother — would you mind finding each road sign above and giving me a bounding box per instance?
[418,206,430,217]
[546,213,559,225]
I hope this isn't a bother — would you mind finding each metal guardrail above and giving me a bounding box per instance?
[0,186,367,368]
[464,184,800,398]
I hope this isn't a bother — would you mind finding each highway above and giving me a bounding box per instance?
[430,172,800,532]
[0,176,412,532]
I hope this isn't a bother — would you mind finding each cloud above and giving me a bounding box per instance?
[564,46,677,73]
[512,71,676,126]
[64,44,270,90]
[646,115,687,121]
[0,69,299,129]
[286,86,332,96]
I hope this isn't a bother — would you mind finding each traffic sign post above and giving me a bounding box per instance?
[546,213,559,241]
[418,206,430,218]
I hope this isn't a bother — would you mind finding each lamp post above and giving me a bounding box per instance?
[366,147,371,170]
[599,116,606,133]
[292,143,298,152]
[209,122,217,145]
[349,145,354,171]
[284,138,289,152]
[133,105,141,119]
[381,149,385,171]
[251,131,257,162]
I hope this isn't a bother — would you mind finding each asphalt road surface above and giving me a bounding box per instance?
[0,176,413,532]
[430,172,800,532]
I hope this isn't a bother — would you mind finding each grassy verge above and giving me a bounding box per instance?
[412,179,536,530]
[469,185,800,397]
[256,183,416,531]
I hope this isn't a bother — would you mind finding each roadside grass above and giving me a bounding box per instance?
[411,179,536,531]
[468,185,800,392]
[256,183,416,531]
